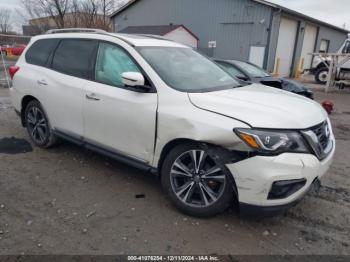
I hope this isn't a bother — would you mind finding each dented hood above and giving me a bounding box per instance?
[188,84,327,129]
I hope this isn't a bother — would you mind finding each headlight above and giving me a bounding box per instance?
[234,128,309,154]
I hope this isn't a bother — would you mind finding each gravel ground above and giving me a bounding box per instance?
[0,86,349,255]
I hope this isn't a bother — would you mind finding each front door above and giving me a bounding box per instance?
[83,42,158,163]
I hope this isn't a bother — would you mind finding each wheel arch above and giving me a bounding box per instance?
[157,138,196,173]
[21,95,39,126]
[316,62,329,71]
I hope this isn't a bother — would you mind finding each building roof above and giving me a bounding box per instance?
[111,0,349,34]
[256,0,349,33]
[118,24,199,40]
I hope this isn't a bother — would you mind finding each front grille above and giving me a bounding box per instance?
[311,121,330,151]
[302,121,333,160]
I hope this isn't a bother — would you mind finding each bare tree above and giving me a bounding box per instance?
[21,0,69,29]
[101,0,114,23]
[0,8,12,33]
[20,0,130,32]
[79,0,99,28]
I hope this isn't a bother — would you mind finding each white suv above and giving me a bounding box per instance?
[9,29,335,217]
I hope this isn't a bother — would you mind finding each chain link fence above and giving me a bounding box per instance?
[0,34,32,88]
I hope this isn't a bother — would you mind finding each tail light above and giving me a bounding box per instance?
[9,66,20,80]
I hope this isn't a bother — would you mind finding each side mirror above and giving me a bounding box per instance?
[122,72,145,87]
[121,72,151,93]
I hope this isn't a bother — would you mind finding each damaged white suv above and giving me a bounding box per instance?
[10,29,335,217]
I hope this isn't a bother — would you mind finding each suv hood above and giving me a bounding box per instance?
[188,84,327,129]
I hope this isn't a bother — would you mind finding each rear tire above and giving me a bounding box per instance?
[315,67,328,85]
[24,100,58,148]
[161,142,235,217]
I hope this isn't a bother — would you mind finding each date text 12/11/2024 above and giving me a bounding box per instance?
[127,256,220,261]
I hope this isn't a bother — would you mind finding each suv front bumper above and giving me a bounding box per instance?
[226,137,335,215]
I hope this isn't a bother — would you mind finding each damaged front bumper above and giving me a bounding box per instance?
[226,138,335,216]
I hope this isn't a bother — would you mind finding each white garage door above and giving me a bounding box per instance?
[300,24,317,70]
[275,17,298,77]
[249,46,265,67]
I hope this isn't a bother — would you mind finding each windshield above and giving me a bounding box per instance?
[234,61,270,78]
[137,47,240,92]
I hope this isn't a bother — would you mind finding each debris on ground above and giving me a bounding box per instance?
[86,211,97,218]
[263,230,270,236]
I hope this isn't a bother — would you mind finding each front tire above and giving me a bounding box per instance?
[161,143,235,217]
[24,100,57,148]
[315,67,329,85]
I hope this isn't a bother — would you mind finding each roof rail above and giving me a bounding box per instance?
[45,28,107,34]
[138,34,174,41]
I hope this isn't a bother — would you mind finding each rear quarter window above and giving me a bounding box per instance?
[25,39,60,67]
[51,39,97,79]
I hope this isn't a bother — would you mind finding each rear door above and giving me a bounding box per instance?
[82,41,158,163]
[41,38,98,138]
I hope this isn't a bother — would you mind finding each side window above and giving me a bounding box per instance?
[217,62,247,79]
[342,41,350,54]
[52,39,97,79]
[95,42,141,87]
[319,39,330,53]
[25,39,60,67]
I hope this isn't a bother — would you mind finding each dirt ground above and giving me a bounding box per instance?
[0,84,349,255]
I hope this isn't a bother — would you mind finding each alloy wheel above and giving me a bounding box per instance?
[170,150,226,208]
[26,107,48,144]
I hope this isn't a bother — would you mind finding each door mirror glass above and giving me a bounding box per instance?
[121,72,145,87]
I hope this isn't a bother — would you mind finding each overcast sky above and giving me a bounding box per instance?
[1,0,349,32]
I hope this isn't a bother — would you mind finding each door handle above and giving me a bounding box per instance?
[86,93,100,101]
[37,80,48,86]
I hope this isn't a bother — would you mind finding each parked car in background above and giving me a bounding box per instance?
[0,44,27,56]
[11,44,27,56]
[0,44,11,56]
[10,30,334,217]
[215,59,314,99]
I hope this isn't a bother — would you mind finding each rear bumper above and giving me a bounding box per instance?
[226,136,335,212]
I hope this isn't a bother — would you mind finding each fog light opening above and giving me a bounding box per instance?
[268,179,307,200]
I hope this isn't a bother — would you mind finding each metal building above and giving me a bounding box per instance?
[111,0,349,77]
